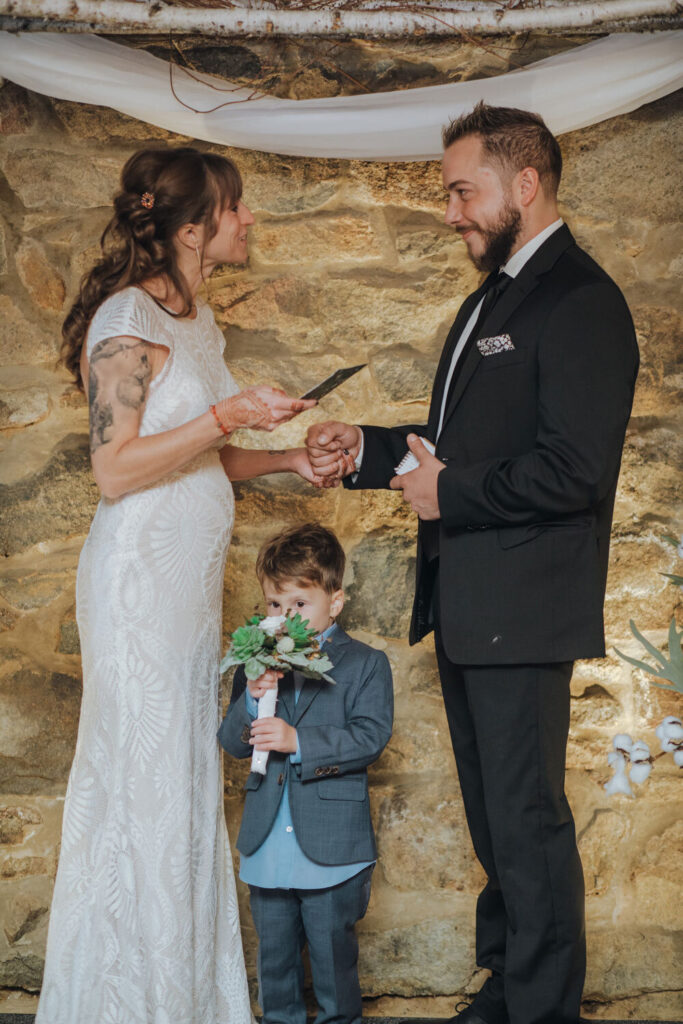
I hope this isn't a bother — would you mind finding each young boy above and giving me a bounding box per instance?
[218,522,393,1024]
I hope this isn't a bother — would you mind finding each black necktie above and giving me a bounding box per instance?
[444,270,512,403]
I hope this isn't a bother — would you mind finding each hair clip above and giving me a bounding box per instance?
[141,192,155,209]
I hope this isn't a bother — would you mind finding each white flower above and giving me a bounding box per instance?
[655,716,683,752]
[276,636,295,654]
[612,733,633,753]
[259,615,286,636]
[630,739,651,763]
[629,762,652,785]
[604,769,633,797]
[673,749,683,768]
[605,747,634,797]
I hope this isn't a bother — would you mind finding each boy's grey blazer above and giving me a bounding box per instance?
[218,627,393,866]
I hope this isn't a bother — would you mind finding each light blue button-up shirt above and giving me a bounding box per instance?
[239,622,375,889]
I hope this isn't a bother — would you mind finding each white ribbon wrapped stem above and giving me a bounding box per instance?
[251,683,278,776]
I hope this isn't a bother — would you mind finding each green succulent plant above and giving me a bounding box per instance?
[615,533,683,695]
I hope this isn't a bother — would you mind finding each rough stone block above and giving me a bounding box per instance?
[0,215,7,276]
[16,240,66,313]
[343,528,415,639]
[251,213,382,266]
[0,148,122,211]
[373,779,484,894]
[0,296,56,368]
[370,346,435,404]
[0,664,81,794]
[0,433,98,557]
[357,892,476,996]
[0,383,50,430]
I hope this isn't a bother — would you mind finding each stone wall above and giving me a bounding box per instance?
[0,43,681,1019]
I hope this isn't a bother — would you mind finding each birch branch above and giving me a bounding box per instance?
[0,0,681,36]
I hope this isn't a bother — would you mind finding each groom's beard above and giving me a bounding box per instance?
[460,200,522,273]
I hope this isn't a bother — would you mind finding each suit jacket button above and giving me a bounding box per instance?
[491,634,502,644]
[241,725,251,744]
[331,767,339,775]
[314,767,324,777]
[277,773,284,785]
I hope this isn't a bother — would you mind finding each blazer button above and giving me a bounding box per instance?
[331,766,339,775]
[277,773,284,785]
[491,634,502,645]
[241,725,251,744]
[314,767,324,777]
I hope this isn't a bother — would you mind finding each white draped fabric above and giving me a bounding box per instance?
[0,30,681,159]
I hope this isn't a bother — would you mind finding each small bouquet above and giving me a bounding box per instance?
[220,612,335,774]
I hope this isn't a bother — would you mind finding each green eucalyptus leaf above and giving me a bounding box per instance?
[244,656,268,681]
[219,653,239,674]
[662,534,680,549]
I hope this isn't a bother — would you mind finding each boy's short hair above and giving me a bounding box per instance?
[256,523,345,594]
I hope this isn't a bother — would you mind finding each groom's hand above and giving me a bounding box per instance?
[250,717,297,755]
[306,421,361,484]
[390,434,444,520]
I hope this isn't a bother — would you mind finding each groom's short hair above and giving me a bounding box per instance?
[256,522,345,594]
[443,101,562,196]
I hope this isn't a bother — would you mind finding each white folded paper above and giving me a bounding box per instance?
[394,438,436,475]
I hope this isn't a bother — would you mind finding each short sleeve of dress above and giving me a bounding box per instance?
[85,287,176,358]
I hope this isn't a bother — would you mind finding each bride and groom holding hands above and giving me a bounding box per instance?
[37,102,638,1024]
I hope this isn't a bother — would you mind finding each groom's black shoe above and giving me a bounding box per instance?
[449,1001,508,1024]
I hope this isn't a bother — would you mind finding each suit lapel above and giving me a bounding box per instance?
[439,225,575,430]
[293,626,352,725]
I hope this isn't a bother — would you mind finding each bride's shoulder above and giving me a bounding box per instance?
[87,287,172,355]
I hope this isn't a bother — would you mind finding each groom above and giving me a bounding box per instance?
[306,103,639,1024]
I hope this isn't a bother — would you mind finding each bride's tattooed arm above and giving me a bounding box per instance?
[88,337,153,453]
[83,333,315,501]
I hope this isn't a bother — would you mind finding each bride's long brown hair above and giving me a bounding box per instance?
[61,146,242,389]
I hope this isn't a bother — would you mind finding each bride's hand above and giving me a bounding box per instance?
[213,387,316,434]
[288,447,329,488]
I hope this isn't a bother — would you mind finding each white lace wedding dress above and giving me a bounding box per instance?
[36,287,253,1024]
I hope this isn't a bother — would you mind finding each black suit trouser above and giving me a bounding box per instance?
[434,623,586,1024]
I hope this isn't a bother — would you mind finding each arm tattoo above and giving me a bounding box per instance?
[88,366,114,453]
[117,350,151,409]
[88,337,153,453]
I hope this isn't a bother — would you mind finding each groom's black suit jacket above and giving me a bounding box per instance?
[347,225,639,665]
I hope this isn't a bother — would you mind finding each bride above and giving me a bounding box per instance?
[36,146,323,1024]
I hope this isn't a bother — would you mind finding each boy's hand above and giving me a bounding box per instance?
[250,717,298,754]
[247,669,282,700]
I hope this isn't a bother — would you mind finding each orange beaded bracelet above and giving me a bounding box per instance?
[209,404,231,437]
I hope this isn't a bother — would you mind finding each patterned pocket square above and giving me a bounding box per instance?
[477,334,515,356]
